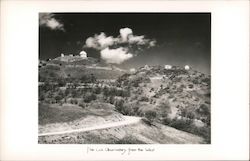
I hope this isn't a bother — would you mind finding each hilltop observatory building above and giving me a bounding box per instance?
[79,51,87,59]
[184,65,190,70]
[165,65,172,69]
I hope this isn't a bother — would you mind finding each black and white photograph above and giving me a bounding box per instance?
[1,0,249,160]
[38,13,211,144]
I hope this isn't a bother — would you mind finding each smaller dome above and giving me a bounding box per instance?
[164,65,172,69]
[79,51,87,58]
[184,65,190,70]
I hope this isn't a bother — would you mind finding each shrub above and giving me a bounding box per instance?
[54,94,62,103]
[158,99,172,114]
[107,96,115,104]
[192,79,199,84]
[196,104,210,116]
[70,98,78,104]
[120,103,134,115]
[180,108,195,119]
[84,93,96,103]
[78,101,86,108]
[93,86,101,94]
[162,116,172,125]
[169,118,193,131]
[57,78,66,87]
[114,98,125,113]
[145,110,157,122]
[139,96,149,102]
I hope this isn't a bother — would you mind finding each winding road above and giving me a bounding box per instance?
[39,116,141,137]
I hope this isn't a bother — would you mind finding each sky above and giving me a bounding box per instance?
[39,13,211,74]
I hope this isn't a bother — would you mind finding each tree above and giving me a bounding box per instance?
[196,104,210,116]
[145,110,157,122]
[158,99,172,114]
[93,86,101,94]
[83,93,96,103]
[114,98,125,113]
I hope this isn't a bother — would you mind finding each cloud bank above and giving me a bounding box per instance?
[84,27,156,64]
[39,13,65,31]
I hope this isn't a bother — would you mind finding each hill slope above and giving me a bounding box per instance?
[114,65,211,142]
[39,56,126,81]
[38,63,211,143]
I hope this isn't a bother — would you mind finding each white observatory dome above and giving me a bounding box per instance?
[79,51,87,58]
[164,65,172,69]
[184,65,190,70]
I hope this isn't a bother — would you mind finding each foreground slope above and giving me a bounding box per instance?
[38,103,204,144]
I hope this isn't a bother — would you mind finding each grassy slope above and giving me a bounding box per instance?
[39,103,205,144]
[39,103,125,133]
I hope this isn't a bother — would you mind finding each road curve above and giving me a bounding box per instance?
[39,116,141,137]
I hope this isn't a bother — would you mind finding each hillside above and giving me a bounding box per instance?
[38,63,211,144]
[114,65,211,142]
[38,103,205,144]
[39,56,126,81]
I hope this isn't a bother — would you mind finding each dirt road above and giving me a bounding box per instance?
[38,116,141,137]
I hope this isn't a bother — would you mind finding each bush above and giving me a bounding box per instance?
[180,108,195,119]
[158,99,172,114]
[80,74,96,83]
[93,86,101,94]
[169,118,193,131]
[84,93,96,103]
[145,110,157,122]
[114,98,125,113]
[196,104,210,116]
[78,101,86,108]
[162,116,172,125]
[70,98,78,104]
[103,87,130,97]
[57,78,66,87]
[139,96,149,102]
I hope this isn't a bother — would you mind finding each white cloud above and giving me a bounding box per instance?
[84,27,156,50]
[85,32,115,50]
[84,27,156,64]
[97,33,115,48]
[120,28,133,42]
[128,35,145,44]
[85,37,98,49]
[149,40,157,47]
[100,47,133,64]
[39,13,65,31]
